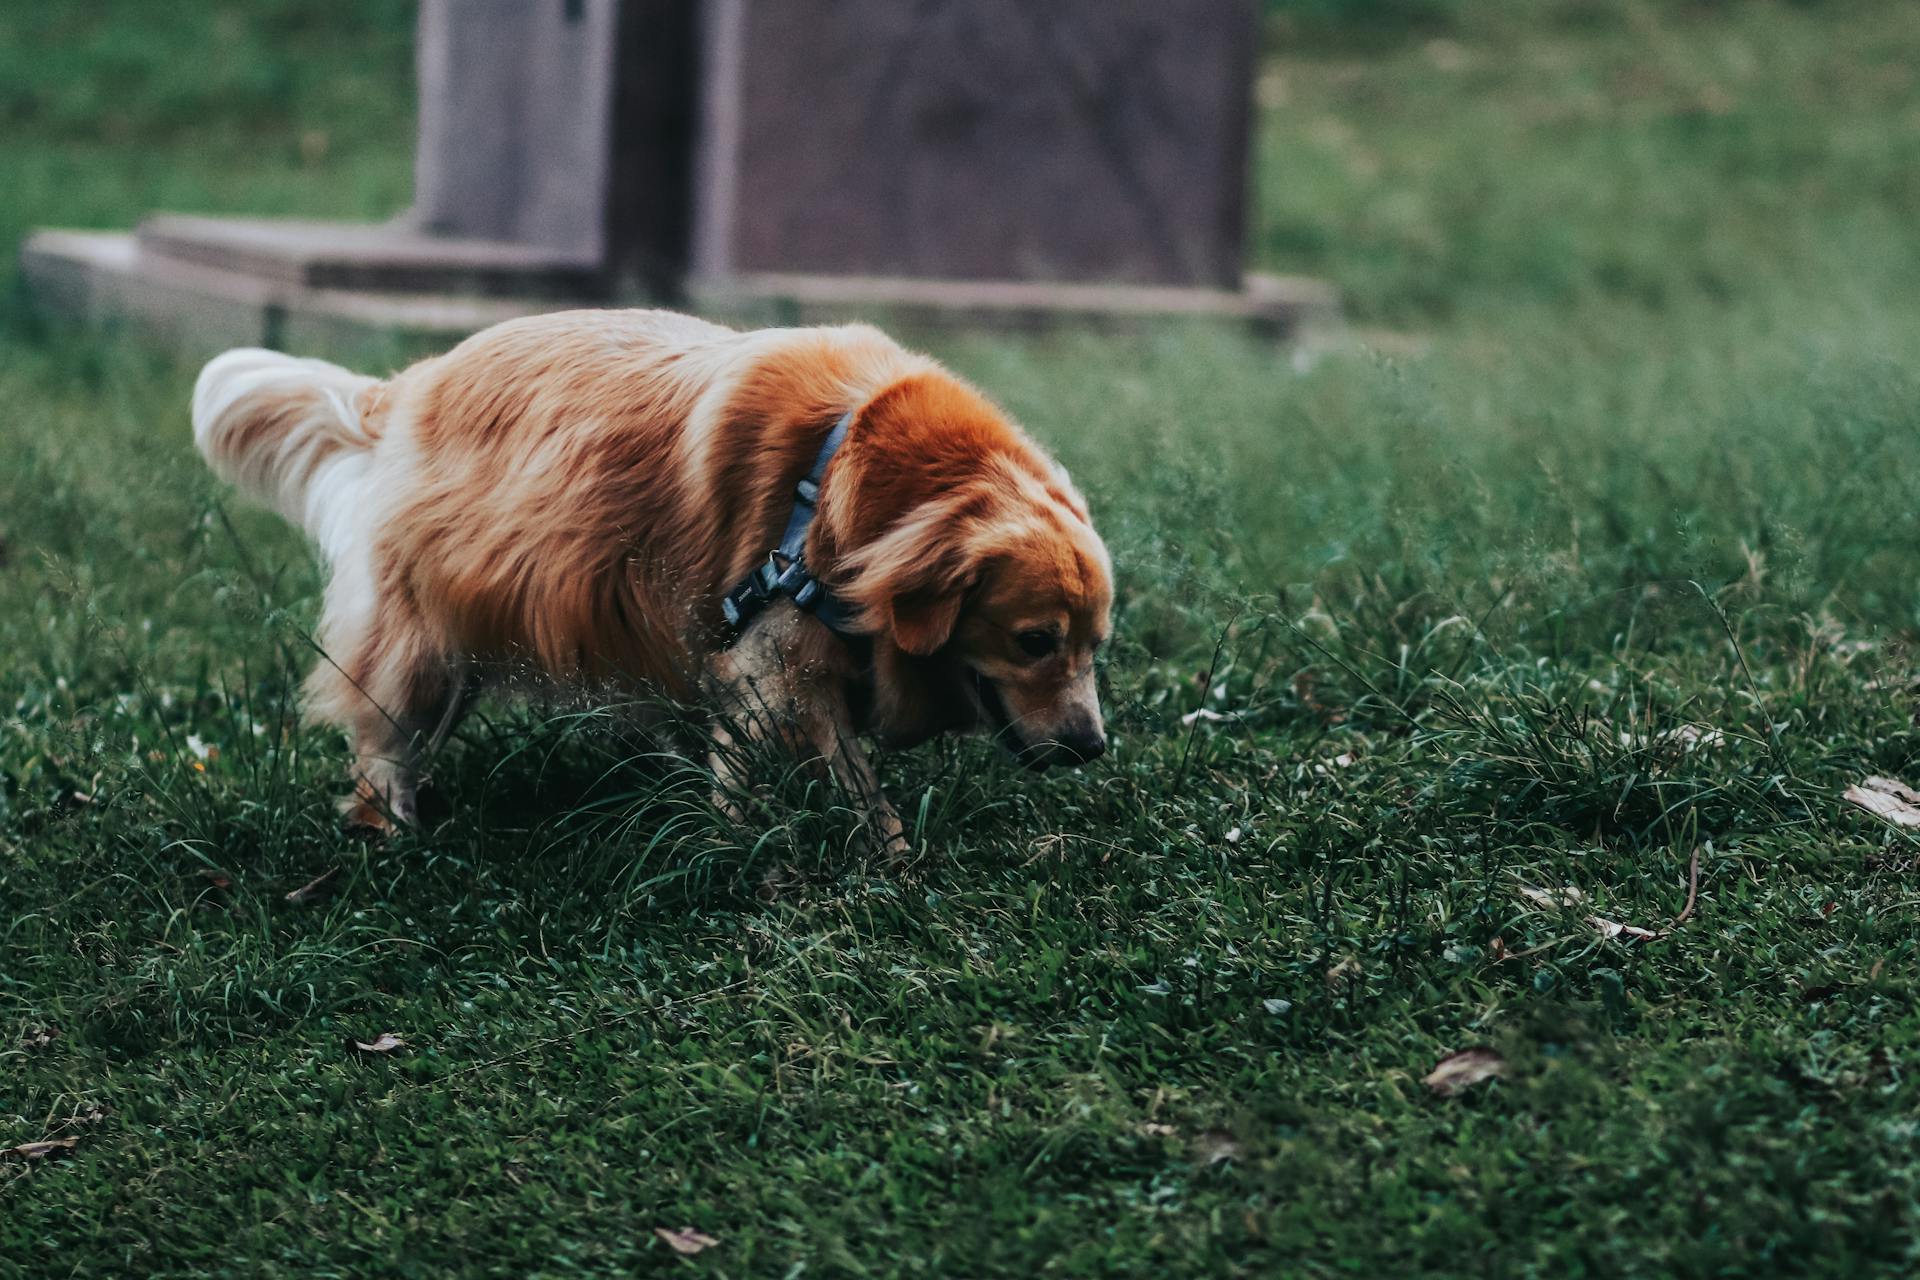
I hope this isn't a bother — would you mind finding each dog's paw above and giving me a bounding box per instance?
[873,825,917,871]
[339,794,397,836]
[338,788,416,835]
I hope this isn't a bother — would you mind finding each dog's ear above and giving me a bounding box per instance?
[842,502,980,657]
[889,580,967,657]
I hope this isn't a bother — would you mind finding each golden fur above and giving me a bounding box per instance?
[193,310,1112,852]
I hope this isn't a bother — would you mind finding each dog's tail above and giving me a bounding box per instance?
[192,348,385,562]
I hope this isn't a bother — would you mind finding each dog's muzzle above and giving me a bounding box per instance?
[969,671,1106,771]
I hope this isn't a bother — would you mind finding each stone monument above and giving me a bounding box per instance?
[23,0,1331,347]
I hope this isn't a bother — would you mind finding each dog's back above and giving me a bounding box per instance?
[390,311,933,682]
[197,310,932,685]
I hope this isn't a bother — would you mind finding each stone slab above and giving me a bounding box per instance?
[21,230,558,352]
[137,215,603,299]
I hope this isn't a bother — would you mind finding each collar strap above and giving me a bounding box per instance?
[719,409,860,646]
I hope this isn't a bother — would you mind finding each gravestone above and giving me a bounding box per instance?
[411,0,702,294]
[693,0,1256,289]
[23,0,1332,344]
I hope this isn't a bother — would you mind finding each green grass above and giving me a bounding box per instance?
[6,1,1920,1274]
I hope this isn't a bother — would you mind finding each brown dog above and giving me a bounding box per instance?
[192,311,1112,853]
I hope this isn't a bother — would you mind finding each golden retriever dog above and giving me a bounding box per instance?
[191,310,1112,854]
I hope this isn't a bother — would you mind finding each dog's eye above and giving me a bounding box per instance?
[1016,630,1058,659]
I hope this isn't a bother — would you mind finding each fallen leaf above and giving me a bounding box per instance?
[1194,1130,1243,1165]
[1311,751,1357,777]
[1262,998,1293,1016]
[1670,724,1725,750]
[1844,776,1920,828]
[1586,915,1661,941]
[350,1033,406,1055]
[1325,955,1362,989]
[20,1026,59,1050]
[196,868,233,890]
[1423,1047,1507,1097]
[655,1227,720,1255]
[1,1136,79,1160]
[1139,1122,1178,1138]
[1521,881,1669,940]
[284,867,339,904]
[1224,826,1243,844]
[1180,707,1232,727]
[1620,723,1725,752]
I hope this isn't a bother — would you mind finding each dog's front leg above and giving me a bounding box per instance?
[806,702,909,862]
[707,615,910,861]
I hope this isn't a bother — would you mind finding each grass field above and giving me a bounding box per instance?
[6,1,1920,1274]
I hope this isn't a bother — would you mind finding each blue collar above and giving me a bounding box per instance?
[718,410,861,646]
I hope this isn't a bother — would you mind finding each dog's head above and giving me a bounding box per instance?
[943,516,1112,768]
[839,380,1113,769]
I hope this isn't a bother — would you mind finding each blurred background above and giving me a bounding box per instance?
[7,0,1918,333]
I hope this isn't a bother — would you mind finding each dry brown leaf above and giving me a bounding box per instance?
[1844,776,1920,828]
[1325,955,1362,989]
[20,1026,59,1050]
[1423,1047,1507,1097]
[196,868,233,890]
[655,1227,720,1256]
[350,1033,406,1055]
[1,1136,79,1161]
[284,866,339,904]
[1520,884,1662,939]
[1139,1122,1178,1138]
[1586,914,1661,941]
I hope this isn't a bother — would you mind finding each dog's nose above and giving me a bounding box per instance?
[1057,726,1107,765]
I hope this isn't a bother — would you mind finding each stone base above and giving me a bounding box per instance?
[693,271,1334,339]
[21,228,566,353]
[20,218,1336,352]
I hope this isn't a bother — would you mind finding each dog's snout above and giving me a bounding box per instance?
[1057,723,1107,765]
